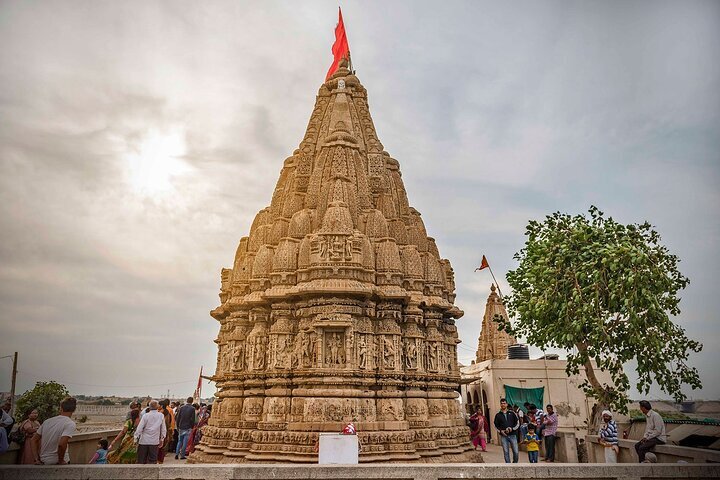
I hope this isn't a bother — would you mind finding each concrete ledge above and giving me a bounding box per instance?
[0,429,122,466]
[586,435,720,463]
[1,464,719,480]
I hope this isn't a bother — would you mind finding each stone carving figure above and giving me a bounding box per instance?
[327,333,342,365]
[384,336,396,369]
[232,343,244,371]
[344,237,352,260]
[276,336,291,369]
[404,339,417,369]
[331,236,344,261]
[428,343,437,370]
[300,332,311,366]
[358,335,368,369]
[319,238,328,260]
[254,336,266,370]
[309,333,317,364]
[291,333,301,367]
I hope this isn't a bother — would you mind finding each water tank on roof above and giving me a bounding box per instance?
[507,344,530,360]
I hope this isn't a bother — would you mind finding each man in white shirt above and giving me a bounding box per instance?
[134,399,166,464]
[33,397,77,464]
[634,400,666,462]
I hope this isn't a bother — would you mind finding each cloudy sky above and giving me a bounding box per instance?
[1,0,718,401]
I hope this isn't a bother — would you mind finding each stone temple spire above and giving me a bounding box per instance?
[476,284,516,362]
[195,58,477,463]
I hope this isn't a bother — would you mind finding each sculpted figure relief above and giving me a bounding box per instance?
[358,335,368,369]
[404,339,417,369]
[275,336,291,369]
[319,238,328,259]
[326,332,344,365]
[330,236,344,261]
[428,342,437,371]
[344,237,352,260]
[383,335,396,369]
[309,332,317,364]
[232,342,245,371]
[253,336,266,370]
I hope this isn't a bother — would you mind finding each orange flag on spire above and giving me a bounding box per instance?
[475,255,490,271]
[325,7,350,81]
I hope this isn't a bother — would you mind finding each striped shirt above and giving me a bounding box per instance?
[599,420,618,445]
[543,412,558,436]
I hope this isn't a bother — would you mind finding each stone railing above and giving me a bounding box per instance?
[0,429,121,465]
[585,435,720,463]
[0,464,719,480]
[74,405,127,416]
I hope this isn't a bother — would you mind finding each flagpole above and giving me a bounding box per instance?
[487,266,504,300]
[474,256,504,300]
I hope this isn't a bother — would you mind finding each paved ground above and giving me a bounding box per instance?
[160,443,535,465]
[480,443,532,464]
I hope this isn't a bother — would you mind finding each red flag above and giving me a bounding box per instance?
[325,7,350,81]
[194,366,203,400]
[475,255,490,271]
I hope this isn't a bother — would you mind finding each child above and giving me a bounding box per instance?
[522,424,541,463]
[88,439,109,464]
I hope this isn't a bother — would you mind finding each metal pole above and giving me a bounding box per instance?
[10,352,17,417]
[487,266,504,300]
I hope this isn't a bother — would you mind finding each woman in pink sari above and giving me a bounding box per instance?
[469,411,487,452]
[18,409,41,464]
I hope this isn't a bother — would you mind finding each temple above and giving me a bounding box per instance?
[475,284,516,362]
[193,59,477,463]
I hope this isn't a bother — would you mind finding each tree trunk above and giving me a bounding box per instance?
[577,342,609,434]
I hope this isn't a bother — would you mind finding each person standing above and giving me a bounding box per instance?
[1,400,14,436]
[133,400,166,464]
[167,401,178,453]
[107,409,140,464]
[175,397,196,460]
[18,408,41,464]
[157,400,172,464]
[513,405,524,442]
[599,410,619,463]
[634,400,666,462]
[542,404,558,462]
[469,410,487,452]
[522,423,541,463]
[0,426,7,454]
[32,397,77,465]
[493,398,520,463]
[528,404,545,437]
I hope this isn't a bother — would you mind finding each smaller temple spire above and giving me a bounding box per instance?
[476,283,516,362]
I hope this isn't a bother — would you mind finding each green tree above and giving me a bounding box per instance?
[15,381,70,422]
[500,207,702,415]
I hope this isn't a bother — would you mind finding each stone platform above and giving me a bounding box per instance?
[1,463,719,480]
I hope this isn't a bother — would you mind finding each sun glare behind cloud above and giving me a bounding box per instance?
[125,129,190,197]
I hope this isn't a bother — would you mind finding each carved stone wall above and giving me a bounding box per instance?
[194,61,477,464]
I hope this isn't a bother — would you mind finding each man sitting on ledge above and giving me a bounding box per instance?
[634,400,666,462]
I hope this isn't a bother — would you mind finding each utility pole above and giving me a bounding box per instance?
[10,352,18,416]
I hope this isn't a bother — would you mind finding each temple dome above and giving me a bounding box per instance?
[288,209,313,239]
[320,200,353,234]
